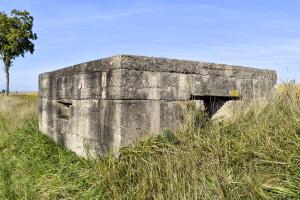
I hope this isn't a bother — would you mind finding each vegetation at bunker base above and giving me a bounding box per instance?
[0,87,299,200]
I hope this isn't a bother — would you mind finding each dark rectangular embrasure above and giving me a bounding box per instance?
[190,95,240,118]
[57,99,72,120]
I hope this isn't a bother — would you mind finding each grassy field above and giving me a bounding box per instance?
[0,86,299,199]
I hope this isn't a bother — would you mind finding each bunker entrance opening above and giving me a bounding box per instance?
[190,95,240,118]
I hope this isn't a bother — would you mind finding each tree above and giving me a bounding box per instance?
[0,9,37,95]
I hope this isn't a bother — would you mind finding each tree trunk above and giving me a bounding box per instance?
[5,68,9,95]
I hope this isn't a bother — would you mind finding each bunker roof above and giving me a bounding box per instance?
[43,55,276,80]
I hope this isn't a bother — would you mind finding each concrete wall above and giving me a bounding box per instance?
[39,55,277,157]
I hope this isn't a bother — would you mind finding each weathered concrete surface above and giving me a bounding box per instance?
[39,55,277,157]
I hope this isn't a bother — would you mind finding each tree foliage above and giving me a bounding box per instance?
[0,9,37,94]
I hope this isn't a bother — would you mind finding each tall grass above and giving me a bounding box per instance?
[0,86,299,199]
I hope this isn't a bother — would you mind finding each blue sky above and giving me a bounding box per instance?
[0,0,299,91]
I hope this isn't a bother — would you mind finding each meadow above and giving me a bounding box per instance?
[0,85,299,199]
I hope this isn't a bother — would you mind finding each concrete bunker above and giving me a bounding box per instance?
[39,55,277,157]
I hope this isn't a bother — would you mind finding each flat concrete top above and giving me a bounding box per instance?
[44,55,276,78]
[115,55,274,73]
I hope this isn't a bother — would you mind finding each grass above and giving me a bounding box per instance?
[0,85,300,199]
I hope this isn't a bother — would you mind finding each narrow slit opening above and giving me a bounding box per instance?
[190,95,240,118]
[57,100,72,120]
